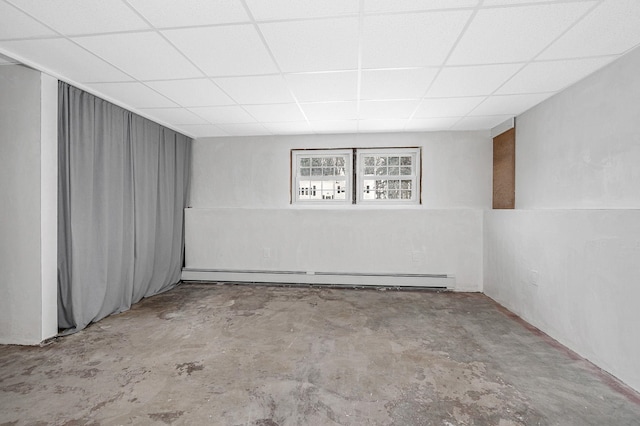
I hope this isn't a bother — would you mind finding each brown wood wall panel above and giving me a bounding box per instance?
[493,127,515,209]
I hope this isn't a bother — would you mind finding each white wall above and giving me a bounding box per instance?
[0,65,57,344]
[187,131,492,291]
[485,46,640,392]
[516,46,640,209]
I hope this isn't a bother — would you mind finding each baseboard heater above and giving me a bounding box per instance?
[181,268,454,289]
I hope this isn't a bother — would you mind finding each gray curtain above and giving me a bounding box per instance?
[58,82,191,333]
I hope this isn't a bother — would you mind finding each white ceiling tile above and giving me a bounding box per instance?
[362,11,472,69]
[310,120,358,133]
[214,75,294,104]
[483,0,585,4]
[365,0,479,13]
[242,104,305,122]
[358,119,408,132]
[285,71,358,102]
[405,117,461,131]
[74,32,201,80]
[449,2,596,65]
[428,64,522,97]
[470,94,552,116]
[414,97,485,118]
[260,18,359,72]
[246,0,359,20]
[179,124,229,138]
[539,0,640,59]
[452,115,513,130]
[0,38,133,82]
[189,106,256,124]
[360,68,438,100]
[138,108,209,125]
[0,2,56,39]
[301,102,358,121]
[263,121,313,135]
[145,79,234,107]
[497,57,614,94]
[9,0,149,35]
[127,0,249,27]
[163,25,277,76]
[359,100,420,119]
[217,123,271,136]
[87,82,178,108]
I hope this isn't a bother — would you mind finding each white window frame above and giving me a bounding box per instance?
[291,149,353,205]
[356,147,421,205]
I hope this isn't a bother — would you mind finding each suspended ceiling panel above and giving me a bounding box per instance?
[0,0,639,138]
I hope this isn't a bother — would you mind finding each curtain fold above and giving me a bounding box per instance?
[57,82,191,333]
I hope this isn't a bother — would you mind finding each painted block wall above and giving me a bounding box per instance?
[0,65,57,344]
[485,46,640,392]
[187,131,492,291]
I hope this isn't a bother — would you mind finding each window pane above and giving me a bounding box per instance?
[389,180,399,190]
[300,158,310,167]
[375,156,387,166]
[388,156,399,166]
[364,166,374,175]
[401,180,412,189]
[335,157,345,167]
[364,156,374,166]
[363,179,375,199]
[400,167,412,175]
[323,167,335,176]
[312,157,322,166]
[376,166,387,175]
[389,167,399,176]
[389,190,400,199]
[401,156,412,165]
[312,167,322,176]
[298,181,310,199]
[300,168,310,176]
[401,190,412,199]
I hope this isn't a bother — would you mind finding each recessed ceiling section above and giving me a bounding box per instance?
[163,25,278,77]
[8,0,150,35]
[73,32,201,80]
[127,0,250,27]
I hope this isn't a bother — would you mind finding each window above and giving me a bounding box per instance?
[292,149,352,204]
[291,147,420,205]
[357,148,420,204]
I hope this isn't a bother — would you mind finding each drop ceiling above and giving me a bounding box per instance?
[1,0,639,139]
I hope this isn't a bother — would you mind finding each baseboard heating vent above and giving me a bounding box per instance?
[181,268,454,289]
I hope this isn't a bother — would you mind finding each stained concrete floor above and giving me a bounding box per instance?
[1,284,639,426]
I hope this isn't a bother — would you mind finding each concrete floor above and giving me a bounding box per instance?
[1,284,639,426]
